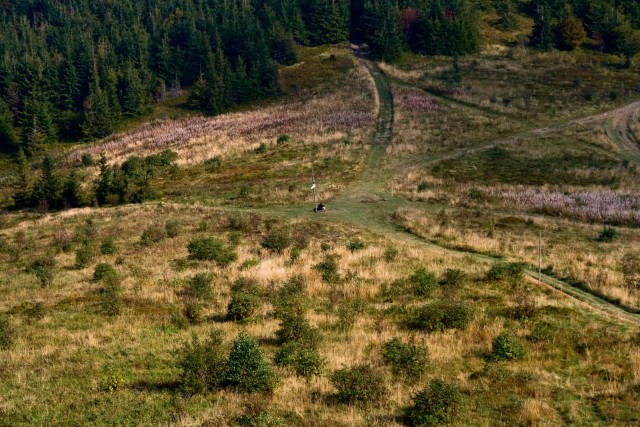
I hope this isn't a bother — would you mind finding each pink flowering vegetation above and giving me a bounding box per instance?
[499,189,640,226]
[394,87,446,114]
[68,63,375,167]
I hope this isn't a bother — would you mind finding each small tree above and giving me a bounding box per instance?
[178,331,227,395]
[331,364,387,406]
[382,338,429,382]
[404,378,461,426]
[411,267,438,297]
[490,331,526,361]
[225,332,277,393]
[187,237,237,267]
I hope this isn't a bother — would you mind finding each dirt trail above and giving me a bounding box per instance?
[323,58,640,325]
[605,102,640,162]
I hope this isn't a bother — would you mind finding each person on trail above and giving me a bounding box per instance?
[317,203,325,212]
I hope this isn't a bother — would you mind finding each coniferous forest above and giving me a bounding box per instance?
[0,0,639,156]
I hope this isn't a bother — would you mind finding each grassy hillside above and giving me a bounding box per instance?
[2,15,640,427]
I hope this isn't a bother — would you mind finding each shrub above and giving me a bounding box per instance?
[275,313,322,346]
[24,302,46,321]
[274,341,325,379]
[411,268,438,297]
[261,230,290,254]
[75,244,98,269]
[597,226,618,242]
[225,332,277,393]
[336,299,367,331]
[187,237,237,267]
[0,318,16,350]
[439,269,467,297]
[81,153,95,167]
[227,291,262,322]
[404,378,461,426]
[182,273,214,301]
[276,134,290,145]
[183,300,204,324]
[382,338,429,382]
[93,263,117,282]
[409,301,474,333]
[100,238,119,255]
[487,262,524,283]
[314,254,340,283]
[273,276,308,320]
[384,246,398,262]
[140,225,165,246]
[417,181,430,192]
[491,331,526,361]
[178,331,227,395]
[347,239,366,253]
[237,411,284,427]
[165,219,181,238]
[255,143,267,154]
[320,242,331,252]
[100,272,123,316]
[331,364,387,406]
[33,265,54,288]
[468,187,484,201]
[204,156,222,171]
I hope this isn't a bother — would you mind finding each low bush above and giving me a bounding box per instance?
[100,238,119,255]
[331,364,387,406]
[276,134,290,145]
[165,219,181,238]
[178,331,227,395]
[261,230,290,254]
[490,331,526,361]
[408,301,474,333]
[24,302,46,321]
[314,255,340,283]
[382,338,429,382]
[75,244,98,269]
[100,272,123,316]
[275,313,322,346]
[204,156,222,171]
[225,332,277,394]
[411,268,438,297]
[597,226,618,242]
[487,262,524,283]
[92,263,114,281]
[182,273,214,301]
[227,291,262,322]
[438,269,467,297]
[274,341,325,379]
[183,300,204,325]
[347,239,366,253]
[384,246,398,262]
[404,378,461,426]
[336,299,367,331]
[140,225,165,246]
[187,237,237,267]
[0,317,16,350]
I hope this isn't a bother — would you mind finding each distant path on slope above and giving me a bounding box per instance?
[605,102,640,163]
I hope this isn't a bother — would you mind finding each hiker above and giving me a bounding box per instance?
[317,203,326,212]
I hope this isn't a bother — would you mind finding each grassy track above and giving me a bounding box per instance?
[240,55,640,325]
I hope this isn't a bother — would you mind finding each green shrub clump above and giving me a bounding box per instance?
[178,331,227,395]
[404,378,461,426]
[490,331,526,361]
[336,299,367,331]
[597,226,618,242]
[99,268,123,316]
[346,239,366,253]
[187,237,237,267]
[100,238,119,255]
[261,230,291,254]
[182,273,214,301]
[274,340,325,379]
[93,263,117,282]
[75,244,98,269]
[382,338,429,382]
[409,301,474,333]
[314,254,340,283]
[165,219,181,238]
[227,291,262,322]
[411,267,438,297]
[0,318,16,350]
[225,332,277,393]
[438,269,467,296]
[140,224,165,246]
[487,262,524,283]
[331,364,388,406]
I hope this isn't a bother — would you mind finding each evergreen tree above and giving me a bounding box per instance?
[62,168,84,208]
[615,19,640,67]
[32,155,62,211]
[0,97,17,152]
[532,4,557,50]
[82,65,115,140]
[12,150,33,209]
[95,152,112,205]
[365,0,404,62]
[304,0,350,45]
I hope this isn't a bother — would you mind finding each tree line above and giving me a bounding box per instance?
[1,0,639,159]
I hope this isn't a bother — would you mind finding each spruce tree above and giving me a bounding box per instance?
[0,97,17,152]
[95,152,112,205]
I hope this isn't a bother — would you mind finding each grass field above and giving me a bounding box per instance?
[2,20,640,427]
